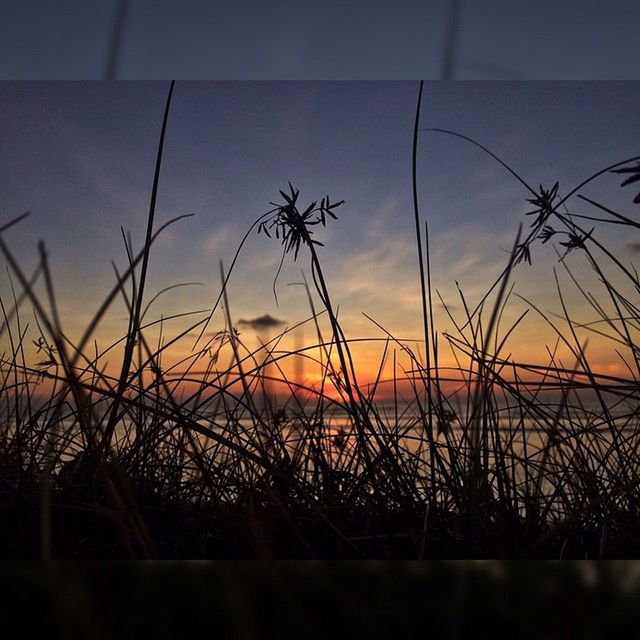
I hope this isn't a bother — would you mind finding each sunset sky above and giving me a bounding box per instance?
[1,81,639,396]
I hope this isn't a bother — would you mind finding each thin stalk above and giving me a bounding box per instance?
[102,80,175,453]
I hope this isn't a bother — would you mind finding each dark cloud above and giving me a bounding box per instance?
[238,314,286,330]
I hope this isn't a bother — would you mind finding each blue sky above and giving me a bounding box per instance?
[1,81,639,381]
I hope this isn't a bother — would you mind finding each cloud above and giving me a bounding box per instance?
[326,200,423,316]
[330,210,512,316]
[202,226,234,258]
[238,313,287,330]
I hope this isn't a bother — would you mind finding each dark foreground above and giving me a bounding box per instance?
[2,562,639,639]
[2,474,640,559]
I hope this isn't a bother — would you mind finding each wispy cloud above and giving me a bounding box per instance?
[202,226,235,259]
[328,198,421,311]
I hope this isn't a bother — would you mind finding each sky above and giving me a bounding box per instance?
[1,1,639,80]
[1,81,639,396]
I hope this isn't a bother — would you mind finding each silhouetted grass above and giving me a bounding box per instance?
[1,82,639,558]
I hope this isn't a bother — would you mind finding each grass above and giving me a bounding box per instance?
[1,81,640,559]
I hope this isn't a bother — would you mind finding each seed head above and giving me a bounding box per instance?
[258,183,344,260]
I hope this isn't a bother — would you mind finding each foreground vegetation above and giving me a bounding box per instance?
[1,81,640,558]
[3,562,639,637]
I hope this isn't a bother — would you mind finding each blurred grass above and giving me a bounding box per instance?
[1,562,640,639]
